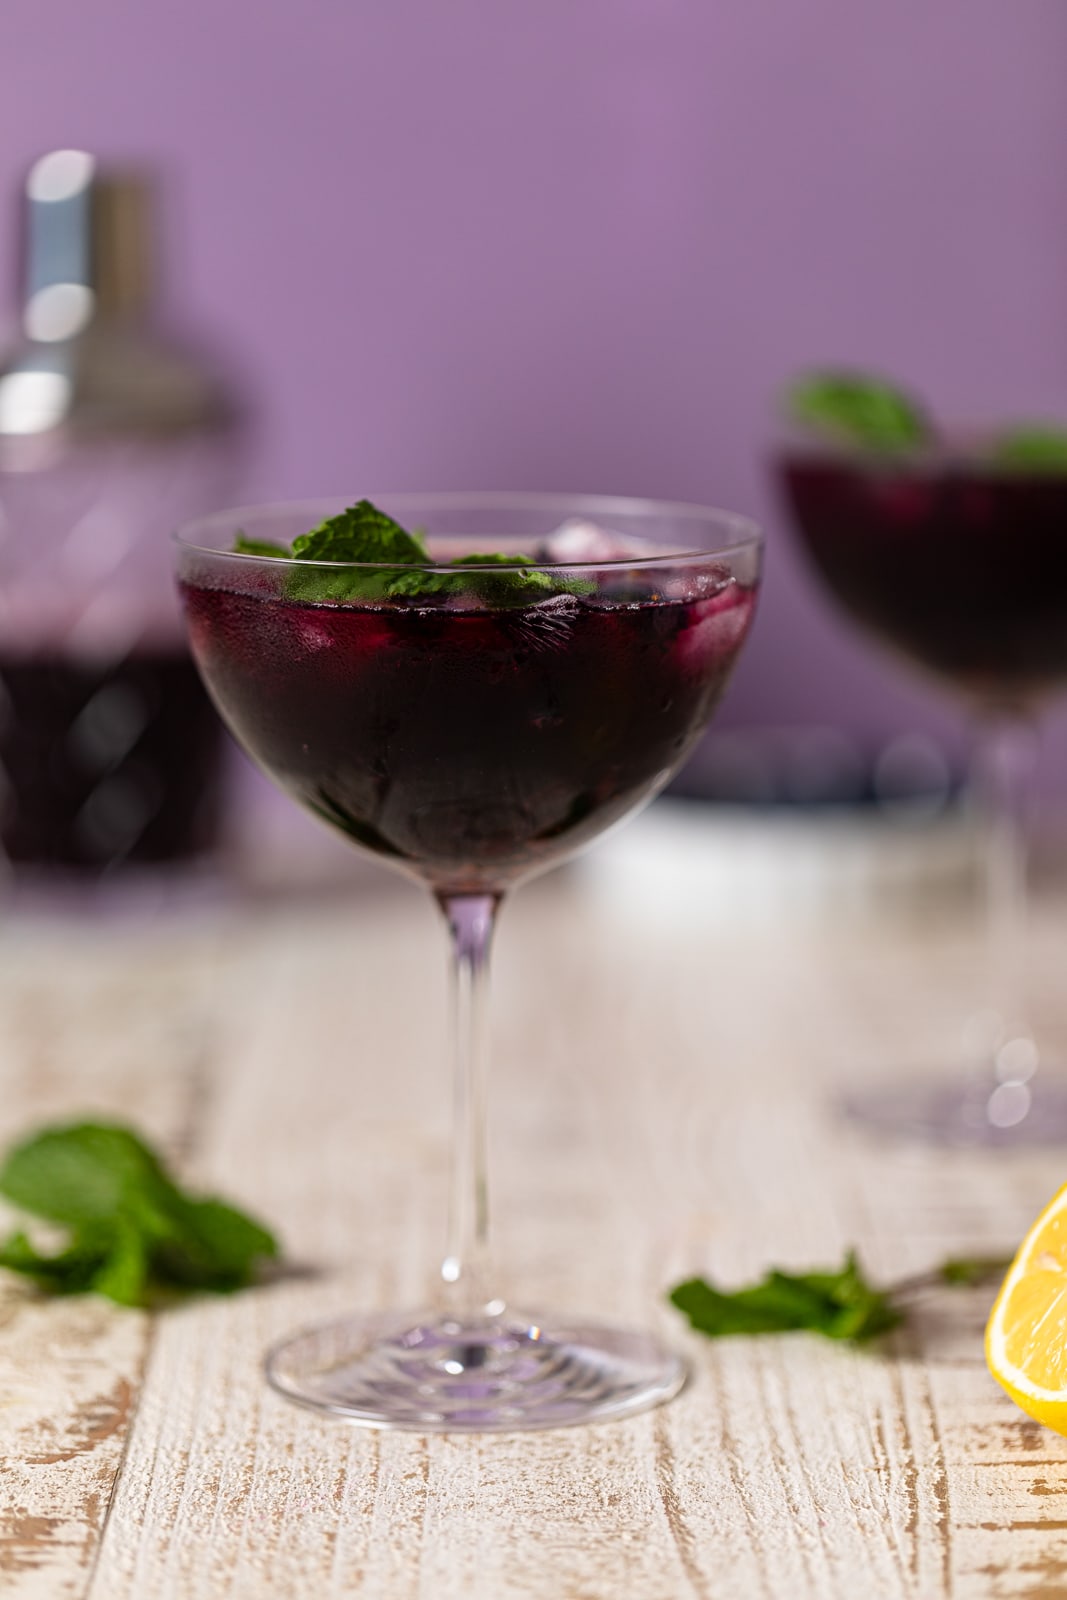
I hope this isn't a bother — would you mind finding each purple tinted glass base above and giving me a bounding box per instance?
[265,1310,686,1432]
[839,1072,1067,1146]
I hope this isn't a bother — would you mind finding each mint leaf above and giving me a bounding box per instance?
[937,1254,1013,1287]
[448,553,594,604]
[669,1251,902,1345]
[785,371,930,452]
[284,500,429,603]
[669,1248,1013,1348]
[0,1123,172,1226]
[88,1222,151,1307]
[287,565,412,603]
[792,1255,902,1340]
[154,1197,279,1290]
[291,499,430,565]
[234,534,292,558]
[0,1229,112,1295]
[668,1276,826,1337]
[0,1121,278,1307]
[992,426,1067,473]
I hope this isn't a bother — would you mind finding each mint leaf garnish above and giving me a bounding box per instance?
[992,426,1067,473]
[668,1249,1011,1347]
[291,500,430,566]
[0,1121,278,1306]
[785,371,931,452]
[447,553,594,604]
[234,501,596,605]
[234,534,292,558]
[284,500,429,603]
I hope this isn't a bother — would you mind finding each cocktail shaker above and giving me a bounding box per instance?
[0,150,243,878]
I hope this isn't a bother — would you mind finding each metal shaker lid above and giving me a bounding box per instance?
[0,149,236,441]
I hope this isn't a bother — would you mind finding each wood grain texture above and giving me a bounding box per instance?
[0,918,219,1599]
[3,841,1067,1598]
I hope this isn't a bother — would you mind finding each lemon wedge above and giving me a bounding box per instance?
[986,1182,1067,1433]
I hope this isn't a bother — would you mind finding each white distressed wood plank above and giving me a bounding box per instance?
[0,916,225,1598]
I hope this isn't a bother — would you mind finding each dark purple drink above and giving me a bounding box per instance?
[780,453,1067,710]
[180,574,756,891]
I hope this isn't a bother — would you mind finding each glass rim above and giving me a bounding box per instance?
[173,490,762,571]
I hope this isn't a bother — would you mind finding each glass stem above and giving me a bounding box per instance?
[435,891,502,1321]
[973,713,1040,1105]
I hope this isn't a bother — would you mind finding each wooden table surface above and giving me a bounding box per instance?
[4,815,1067,1600]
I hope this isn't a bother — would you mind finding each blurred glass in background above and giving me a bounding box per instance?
[0,150,243,887]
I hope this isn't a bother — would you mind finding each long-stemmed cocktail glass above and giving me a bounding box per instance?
[175,492,761,1431]
[779,448,1067,1144]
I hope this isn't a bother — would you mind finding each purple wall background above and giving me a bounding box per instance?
[5,0,1067,791]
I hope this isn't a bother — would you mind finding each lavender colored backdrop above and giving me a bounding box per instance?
[4,0,1067,792]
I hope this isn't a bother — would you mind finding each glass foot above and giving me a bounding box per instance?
[840,1073,1067,1146]
[265,1310,686,1432]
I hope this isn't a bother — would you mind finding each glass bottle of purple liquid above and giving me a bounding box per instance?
[0,151,241,885]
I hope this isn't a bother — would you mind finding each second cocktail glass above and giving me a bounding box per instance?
[779,447,1067,1144]
[176,492,761,1431]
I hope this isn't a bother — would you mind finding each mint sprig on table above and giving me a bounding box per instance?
[234,499,593,604]
[0,1122,278,1308]
[669,1250,1011,1346]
